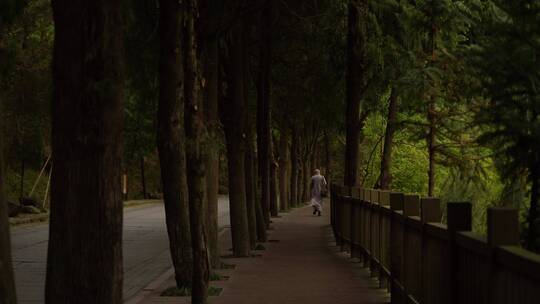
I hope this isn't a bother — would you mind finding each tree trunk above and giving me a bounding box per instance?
[324,132,331,186]
[245,137,259,249]
[427,101,436,197]
[202,5,221,269]
[270,136,279,216]
[344,0,368,187]
[242,25,259,248]
[311,144,318,173]
[427,4,437,198]
[46,1,124,302]
[256,2,273,226]
[183,1,210,301]
[157,0,193,289]
[302,157,310,203]
[20,158,25,199]
[526,163,539,251]
[0,84,17,304]
[278,130,289,211]
[290,126,299,207]
[222,21,251,257]
[140,156,147,199]
[380,88,398,190]
[254,161,268,242]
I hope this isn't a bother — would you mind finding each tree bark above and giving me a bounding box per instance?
[183,1,210,301]
[427,101,436,197]
[302,157,310,203]
[46,1,124,302]
[344,0,368,187]
[256,2,273,226]
[278,130,290,211]
[427,4,437,197]
[140,156,147,199]
[290,126,299,207]
[380,88,398,190]
[245,136,259,249]
[20,158,25,200]
[201,0,221,269]
[270,136,279,216]
[157,0,193,288]
[222,21,251,257]
[324,132,332,186]
[203,54,221,267]
[0,82,17,304]
[254,159,268,242]
[527,163,540,251]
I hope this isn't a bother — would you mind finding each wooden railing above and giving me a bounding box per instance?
[330,184,540,304]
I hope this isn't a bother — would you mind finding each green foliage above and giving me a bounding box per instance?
[124,0,159,165]
[0,0,28,28]
[1,0,53,203]
[468,1,540,180]
[465,0,540,250]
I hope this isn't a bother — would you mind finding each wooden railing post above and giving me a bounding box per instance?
[350,187,362,259]
[330,184,336,242]
[487,208,519,303]
[390,192,405,304]
[370,190,381,278]
[359,188,366,265]
[420,198,441,304]
[447,202,472,304]
[332,184,343,247]
[363,189,372,268]
[420,198,441,223]
[487,208,519,246]
[379,190,391,289]
[341,186,351,252]
[403,195,420,301]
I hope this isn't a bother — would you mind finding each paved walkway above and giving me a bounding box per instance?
[135,205,389,304]
[11,197,231,303]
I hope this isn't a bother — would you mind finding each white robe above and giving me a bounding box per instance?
[310,174,327,211]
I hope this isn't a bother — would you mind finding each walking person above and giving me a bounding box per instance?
[310,169,327,216]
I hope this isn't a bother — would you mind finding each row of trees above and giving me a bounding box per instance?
[1,0,348,303]
[2,0,539,303]
[343,0,540,251]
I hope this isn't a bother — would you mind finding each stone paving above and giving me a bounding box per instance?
[10,197,231,304]
[132,205,389,304]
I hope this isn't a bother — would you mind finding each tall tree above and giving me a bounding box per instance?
[0,1,26,302]
[221,16,251,257]
[201,0,222,269]
[245,127,259,248]
[469,0,540,251]
[270,137,279,216]
[157,0,193,289]
[0,89,16,304]
[379,88,398,190]
[278,128,290,211]
[290,125,299,207]
[256,0,273,226]
[46,0,124,302]
[183,0,210,301]
[344,0,368,187]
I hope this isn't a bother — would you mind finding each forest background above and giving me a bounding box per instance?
[1,0,538,249]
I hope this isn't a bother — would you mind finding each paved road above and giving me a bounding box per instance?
[11,196,230,303]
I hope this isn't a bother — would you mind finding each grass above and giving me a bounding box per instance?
[254,243,266,250]
[161,286,223,297]
[209,272,230,281]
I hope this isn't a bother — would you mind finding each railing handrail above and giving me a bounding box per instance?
[330,183,540,304]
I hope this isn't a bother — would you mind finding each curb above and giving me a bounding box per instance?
[9,200,163,227]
